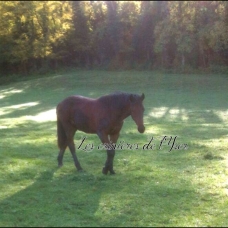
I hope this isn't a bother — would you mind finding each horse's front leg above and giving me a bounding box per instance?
[97,131,119,175]
[108,133,120,175]
[97,131,111,174]
[104,149,116,175]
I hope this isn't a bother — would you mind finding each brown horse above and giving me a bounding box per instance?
[56,92,145,174]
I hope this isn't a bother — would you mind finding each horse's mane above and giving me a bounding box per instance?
[98,92,131,110]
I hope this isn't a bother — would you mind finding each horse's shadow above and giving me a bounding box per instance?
[0,157,202,227]
[0,167,114,226]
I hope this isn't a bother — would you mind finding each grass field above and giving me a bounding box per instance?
[0,70,228,226]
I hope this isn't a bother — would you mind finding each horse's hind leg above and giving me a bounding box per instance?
[58,144,67,167]
[58,120,82,171]
[68,140,83,171]
[65,128,83,171]
[57,118,67,167]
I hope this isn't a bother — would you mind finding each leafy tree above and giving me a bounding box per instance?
[67,1,91,66]
[89,1,107,66]
[0,1,228,76]
[117,1,140,67]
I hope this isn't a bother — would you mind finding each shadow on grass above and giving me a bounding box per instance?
[0,71,228,226]
[0,165,200,227]
[0,119,226,226]
[125,109,228,146]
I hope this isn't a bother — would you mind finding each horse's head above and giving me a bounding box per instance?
[129,93,145,133]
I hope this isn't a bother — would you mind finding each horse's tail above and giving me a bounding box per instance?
[57,118,67,149]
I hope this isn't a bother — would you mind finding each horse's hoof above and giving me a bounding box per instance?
[102,167,108,175]
[77,168,84,172]
[58,164,63,168]
[110,170,116,175]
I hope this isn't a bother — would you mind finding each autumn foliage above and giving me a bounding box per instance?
[0,1,227,75]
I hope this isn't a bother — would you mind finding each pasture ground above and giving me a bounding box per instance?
[0,70,228,226]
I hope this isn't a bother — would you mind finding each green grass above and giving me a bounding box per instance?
[0,70,228,226]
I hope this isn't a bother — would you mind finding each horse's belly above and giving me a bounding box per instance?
[73,122,96,134]
[72,109,96,134]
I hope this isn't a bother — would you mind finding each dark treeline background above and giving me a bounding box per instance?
[0,1,228,76]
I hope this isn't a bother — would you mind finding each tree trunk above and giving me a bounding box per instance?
[181,53,185,69]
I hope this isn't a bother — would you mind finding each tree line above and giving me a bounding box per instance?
[0,1,228,75]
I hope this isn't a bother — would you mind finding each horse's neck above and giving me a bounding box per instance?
[117,104,131,121]
[100,94,131,121]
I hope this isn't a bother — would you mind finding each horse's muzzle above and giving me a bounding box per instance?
[138,125,145,133]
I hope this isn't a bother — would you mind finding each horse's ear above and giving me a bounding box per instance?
[141,93,145,100]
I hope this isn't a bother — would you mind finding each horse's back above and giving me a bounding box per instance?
[57,95,95,111]
[57,95,99,133]
[56,93,131,134]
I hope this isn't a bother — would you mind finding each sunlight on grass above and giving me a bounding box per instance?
[0,88,23,100]
[0,102,39,116]
[0,117,29,128]
[149,107,190,122]
[0,181,34,201]
[0,70,227,227]
[27,108,56,122]
[1,88,23,95]
[149,107,228,124]
[149,107,168,118]
[143,125,163,135]
[0,159,38,200]
[196,137,228,148]
[214,110,228,123]
[0,108,56,129]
